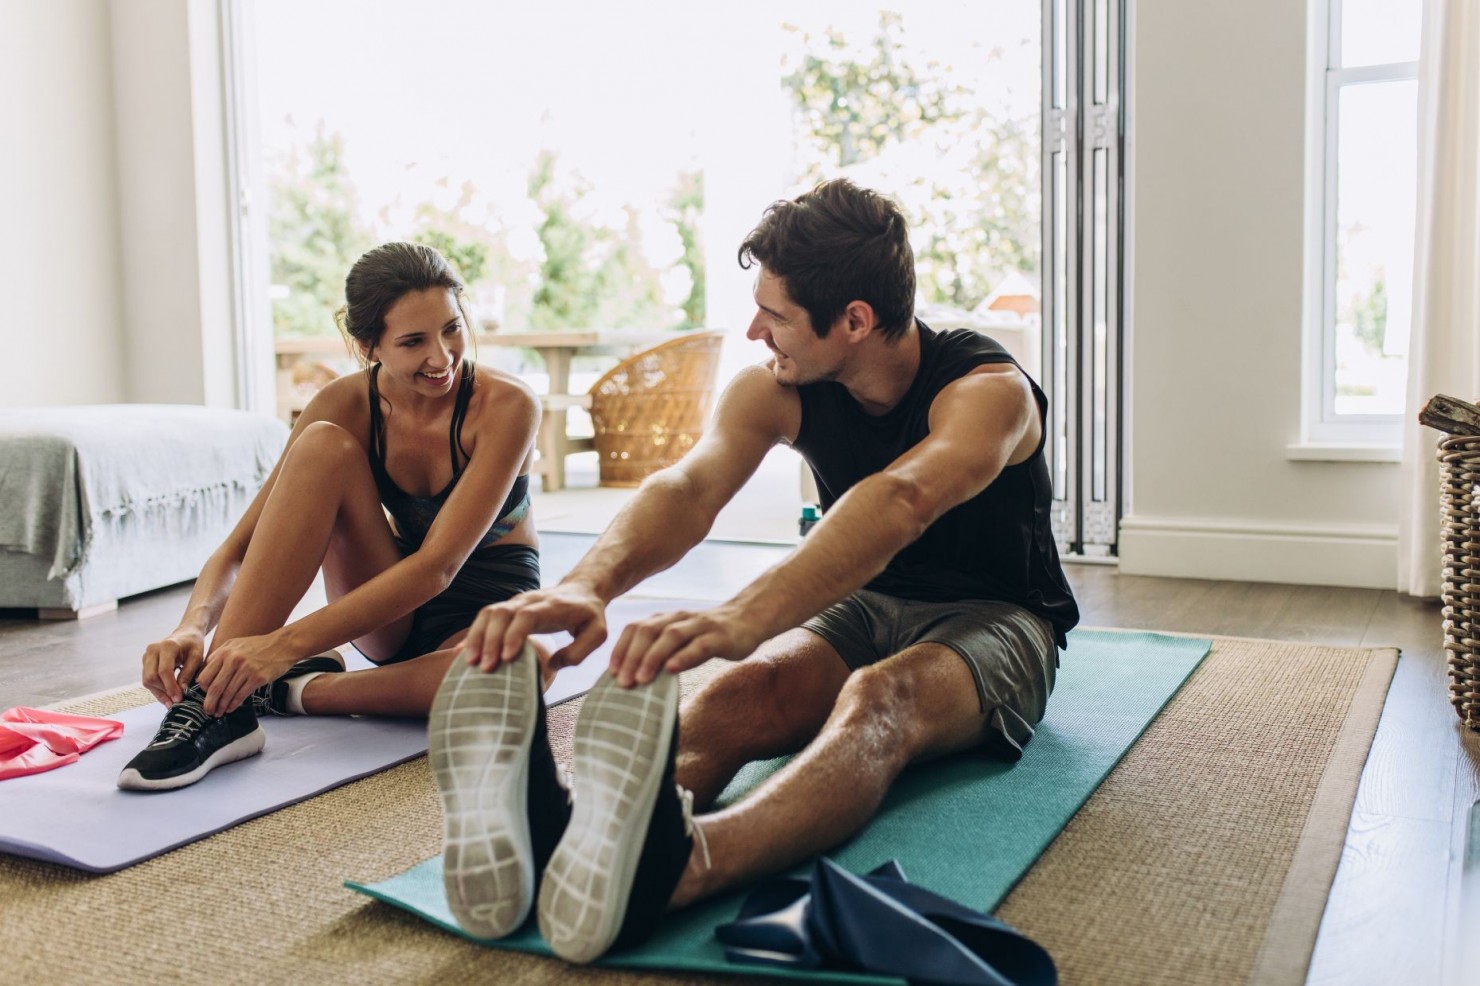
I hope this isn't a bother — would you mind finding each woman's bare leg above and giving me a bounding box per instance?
[212,421,411,658]
[302,647,463,717]
[300,636,555,718]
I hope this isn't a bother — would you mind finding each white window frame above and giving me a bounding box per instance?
[1299,0,1419,452]
[219,0,274,416]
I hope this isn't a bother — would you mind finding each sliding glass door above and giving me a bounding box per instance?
[222,0,1122,550]
[1042,0,1125,556]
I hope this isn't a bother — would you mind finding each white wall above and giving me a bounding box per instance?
[110,0,237,407]
[0,0,127,406]
[1118,0,1400,588]
[0,0,238,409]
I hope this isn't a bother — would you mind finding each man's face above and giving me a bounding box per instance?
[745,271,843,387]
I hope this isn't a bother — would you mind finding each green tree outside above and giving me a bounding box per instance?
[268,124,375,338]
[780,11,1039,312]
[667,170,706,330]
[390,177,540,333]
[526,149,682,331]
[269,138,703,343]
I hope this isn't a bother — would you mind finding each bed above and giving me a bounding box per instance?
[0,405,288,617]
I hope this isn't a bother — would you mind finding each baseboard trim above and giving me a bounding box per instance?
[38,600,119,621]
[1118,516,1397,589]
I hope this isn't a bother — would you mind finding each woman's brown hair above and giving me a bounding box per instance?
[337,241,475,365]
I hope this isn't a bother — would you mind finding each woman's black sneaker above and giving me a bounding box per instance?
[251,652,346,716]
[117,685,264,791]
[430,644,572,939]
[538,671,699,963]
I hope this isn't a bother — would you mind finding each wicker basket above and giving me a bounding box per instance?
[589,331,726,487]
[1439,434,1480,730]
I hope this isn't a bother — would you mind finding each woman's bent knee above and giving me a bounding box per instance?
[289,420,364,466]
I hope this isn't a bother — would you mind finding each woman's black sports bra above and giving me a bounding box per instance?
[367,360,529,550]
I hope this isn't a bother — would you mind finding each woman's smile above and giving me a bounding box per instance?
[418,362,457,387]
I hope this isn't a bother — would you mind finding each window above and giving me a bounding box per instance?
[1304,0,1422,447]
[234,1,1047,433]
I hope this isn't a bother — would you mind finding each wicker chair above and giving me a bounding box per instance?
[587,330,725,487]
[1439,434,1480,730]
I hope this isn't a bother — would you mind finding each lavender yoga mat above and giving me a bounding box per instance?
[0,679,426,873]
[0,597,707,875]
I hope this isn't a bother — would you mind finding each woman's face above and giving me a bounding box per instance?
[372,287,468,395]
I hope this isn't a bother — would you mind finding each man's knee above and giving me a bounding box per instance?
[686,654,832,753]
[690,658,787,725]
[833,650,983,762]
[832,664,921,764]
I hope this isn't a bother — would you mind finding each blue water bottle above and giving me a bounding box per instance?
[799,504,820,537]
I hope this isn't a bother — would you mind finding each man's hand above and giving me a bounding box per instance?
[609,603,762,687]
[195,633,297,716]
[460,583,609,673]
[141,629,208,706]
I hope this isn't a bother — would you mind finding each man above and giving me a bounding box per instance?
[429,178,1079,962]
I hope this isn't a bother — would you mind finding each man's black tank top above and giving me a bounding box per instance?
[791,322,1079,647]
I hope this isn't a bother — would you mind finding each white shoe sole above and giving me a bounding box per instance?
[429,644,539,939]
[538,671,679,964]
[116,724,266,791]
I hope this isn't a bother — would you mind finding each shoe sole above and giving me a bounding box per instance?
[429,644,539,939]
[116,724,266,791]
[538,671,679,964]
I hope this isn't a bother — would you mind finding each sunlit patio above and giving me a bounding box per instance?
[531,444,807,545]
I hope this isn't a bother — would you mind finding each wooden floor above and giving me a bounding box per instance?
[3,533,1477,985]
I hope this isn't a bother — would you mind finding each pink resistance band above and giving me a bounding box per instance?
[0,707,125,780]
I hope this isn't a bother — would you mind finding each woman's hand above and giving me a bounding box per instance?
[142,630,208,706]
[195,633,298,716]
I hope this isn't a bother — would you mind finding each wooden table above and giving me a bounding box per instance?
[272,331,671,490]
[483,329,672,491]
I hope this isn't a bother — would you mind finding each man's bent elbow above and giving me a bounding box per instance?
[642,463,724,530]
[870,473,935,541]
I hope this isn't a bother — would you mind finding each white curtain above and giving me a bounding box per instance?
[1397,0,1480,598]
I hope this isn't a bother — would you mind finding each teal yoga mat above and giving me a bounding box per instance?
[348,629,1211,982]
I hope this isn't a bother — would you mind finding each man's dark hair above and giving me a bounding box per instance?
[738,179,916,342]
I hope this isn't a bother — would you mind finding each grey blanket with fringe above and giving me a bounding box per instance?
[0,406,287,580]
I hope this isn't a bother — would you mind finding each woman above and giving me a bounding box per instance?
[121,242,543,790]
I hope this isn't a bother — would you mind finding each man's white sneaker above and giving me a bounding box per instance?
[429,645,570,939]
[537,671,694,963]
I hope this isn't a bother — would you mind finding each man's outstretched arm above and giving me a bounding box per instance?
[460,365,798,671]
[608,362,1040,686]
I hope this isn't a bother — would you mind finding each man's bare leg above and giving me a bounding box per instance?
[674,629,851,809]
[669,642,988,908]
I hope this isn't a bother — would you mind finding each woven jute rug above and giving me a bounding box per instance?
[6,634,1395,986]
